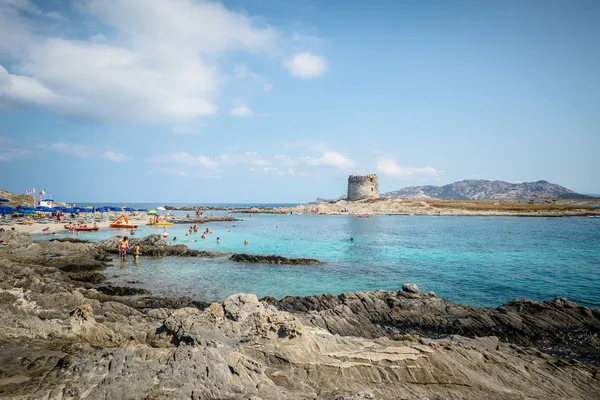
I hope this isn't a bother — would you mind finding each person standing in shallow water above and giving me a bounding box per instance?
[134,244,141,261]
[118,236,129,260]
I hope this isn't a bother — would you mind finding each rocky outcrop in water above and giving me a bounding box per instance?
[1,231,599,399]
[96,235,322,265]
[230,253,321,265]
[96,234,216,257]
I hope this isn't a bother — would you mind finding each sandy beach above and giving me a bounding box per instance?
[3,214,148,235]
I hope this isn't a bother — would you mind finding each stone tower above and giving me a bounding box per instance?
[347,174,380,201]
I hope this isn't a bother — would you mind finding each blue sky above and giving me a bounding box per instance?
[1,0,598,202]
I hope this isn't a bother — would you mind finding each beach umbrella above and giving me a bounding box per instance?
[0,198,9,202]
[0,206,14,214]
[124,207,135,211]
[147,209,157,215]
[64,208,78,214]
[21,209,35,215]
[137,208,148,212]
[108,207,121,212]
[157,207,166,211]
[35,206,52,212]
[96,207,110,212]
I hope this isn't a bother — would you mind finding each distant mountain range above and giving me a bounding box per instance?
[382,180,589,200]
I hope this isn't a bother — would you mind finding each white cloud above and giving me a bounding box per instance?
[249,166,279,173]
[273,154,296,166]
[287,168,295,176]
[167,152,220,169]
[49,142,132,161]
[103,151,131,162]
[0,0,277,122]
[230,105,255,117]
[0,136,31,161]
[233,64,262,80]
[283,52,327,79]
[220,152,270,166]
[304,151,355,169]
[284,139,328,152]
[160,167,188,177]
[376,158,443,178]
[263,83,273,92]
[50,142,95,158]
[0,147,30,162]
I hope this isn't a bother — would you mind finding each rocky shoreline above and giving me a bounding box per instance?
[164,198,600,218]
[1,229,599,399]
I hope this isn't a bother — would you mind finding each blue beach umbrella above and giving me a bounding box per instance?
[35,206,52,212]
[0,198,9,202]
[108,207,121,212]
[53,206,67,211]
[0,206,14,214]
[124,207,135,211]
[137,208,148,212]
[21,209,35,215]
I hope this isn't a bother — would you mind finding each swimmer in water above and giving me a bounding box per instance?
[201,233,206,239]
[350,237,354,243]
[216,237,220,244]
[244,239,249,245]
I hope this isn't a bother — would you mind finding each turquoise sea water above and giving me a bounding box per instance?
[38,212,600,308]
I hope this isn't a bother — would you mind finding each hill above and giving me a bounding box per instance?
[0,189,34,207]
[382,180,589,200]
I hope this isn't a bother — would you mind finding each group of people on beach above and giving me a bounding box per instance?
[117,236,141,261]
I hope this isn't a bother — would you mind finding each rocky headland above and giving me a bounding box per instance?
[0,229,599,399]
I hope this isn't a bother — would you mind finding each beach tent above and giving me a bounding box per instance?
[0,198,9,202]
[0,206,14,214]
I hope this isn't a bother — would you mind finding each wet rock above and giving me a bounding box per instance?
[49,238,90,243]
[137,296,210,310]
[230,253,320,265]
[96,286,150,296]
[402,283,420,293]
[57,259,107,273]
[68,272,105,284]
